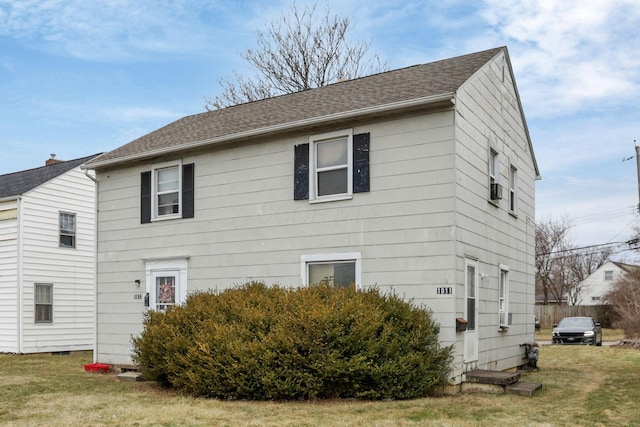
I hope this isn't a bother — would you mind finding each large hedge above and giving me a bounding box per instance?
[132,282,452,400]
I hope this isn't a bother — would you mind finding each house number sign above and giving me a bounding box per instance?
[436,287,452,295]
[134,293,144,300]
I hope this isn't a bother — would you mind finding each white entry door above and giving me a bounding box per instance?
[150,270,179,311]
[464,258,479,364]
[145,258,188,312]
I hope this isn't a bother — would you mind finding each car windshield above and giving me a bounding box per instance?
[558,317,593,328]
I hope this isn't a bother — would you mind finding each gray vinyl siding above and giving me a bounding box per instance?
[453,52,536,373]
[95,110,461,365]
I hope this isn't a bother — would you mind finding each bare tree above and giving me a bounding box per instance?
[206,2,387,110]
[536,217,573,304]
[604,268,640,338]
[536,217,612,305]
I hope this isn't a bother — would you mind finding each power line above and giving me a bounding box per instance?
[571,205,637,226]
[539,239,639,257]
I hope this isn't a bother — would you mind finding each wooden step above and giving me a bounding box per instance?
[462,370,540,397]
[464,369,520,386]
[507,381,543,397]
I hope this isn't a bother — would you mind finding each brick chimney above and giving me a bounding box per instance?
[46,154,63,166]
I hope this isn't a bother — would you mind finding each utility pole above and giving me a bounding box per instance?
[636,141,640,213]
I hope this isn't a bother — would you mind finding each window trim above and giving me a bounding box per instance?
[604,270,614,281]
[151,160,183,221]
[301,252,361,288]
[59,211,76,248]
[35,283,53,324]
[499,265,510,328]
[308,129,353,203]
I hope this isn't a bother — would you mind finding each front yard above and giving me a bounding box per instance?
[1,341,639,426]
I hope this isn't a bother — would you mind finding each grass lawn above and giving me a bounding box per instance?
[1,340,639,426]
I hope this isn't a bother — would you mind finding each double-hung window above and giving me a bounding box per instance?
[509,166,517,213]
[35,283,53,323]
[313,131,351,199]
[489,149,502,201]
[59,212,76,248]
[301,253,361,288]
[294,130,369,202]
[310,130,352,201]
[141,161,195,223]
[499,265,510,328]
[156,164,180,217]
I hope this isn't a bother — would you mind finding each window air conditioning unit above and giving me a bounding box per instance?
[490,183,503,200]
[499,312,513,328]
[499,312,512,328]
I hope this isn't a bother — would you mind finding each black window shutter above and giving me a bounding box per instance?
[182,163,195,219]
[294,143,309,200]
[353,132,370,193]
[140,171,151,224]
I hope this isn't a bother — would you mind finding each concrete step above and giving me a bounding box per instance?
[117,371,142,382]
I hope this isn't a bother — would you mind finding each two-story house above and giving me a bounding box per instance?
[0,154,100,353]
[85,47,540,386]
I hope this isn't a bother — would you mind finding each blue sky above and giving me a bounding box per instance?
[1,0,640,257]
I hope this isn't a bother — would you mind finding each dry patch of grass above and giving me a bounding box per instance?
[1,346,639,426]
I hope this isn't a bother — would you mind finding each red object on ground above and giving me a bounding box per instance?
[84,363,110,373]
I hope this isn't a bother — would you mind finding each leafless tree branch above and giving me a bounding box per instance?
[205,2,387,110]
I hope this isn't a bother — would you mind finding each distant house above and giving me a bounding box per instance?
[578,261,639,305]
[0,154,100,353]
[85,46,540,386]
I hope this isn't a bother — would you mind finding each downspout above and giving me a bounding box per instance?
[84,169,99,363]
[16,196,23,353]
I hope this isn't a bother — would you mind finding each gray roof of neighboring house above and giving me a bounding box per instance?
[0,154,101,199]
[88,47,536,171]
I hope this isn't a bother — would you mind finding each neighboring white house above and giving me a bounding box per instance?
[578,261,638,306]
[85,47,540,386]
[0,154,100,353]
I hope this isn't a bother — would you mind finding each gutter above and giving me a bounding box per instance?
[85,93,456,170]
[83,169,99,362]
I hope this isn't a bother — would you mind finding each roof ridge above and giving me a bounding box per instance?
[0,153,103,178]
[0,153,103,198]
[193,47,506,118]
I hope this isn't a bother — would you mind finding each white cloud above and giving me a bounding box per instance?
[0,0,227,60]
[480,0,640,118]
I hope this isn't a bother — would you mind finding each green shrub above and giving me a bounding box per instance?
[132,282,453,400]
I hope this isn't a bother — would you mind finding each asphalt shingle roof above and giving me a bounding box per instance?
[0,154,101,198]
[87,47,506,169]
